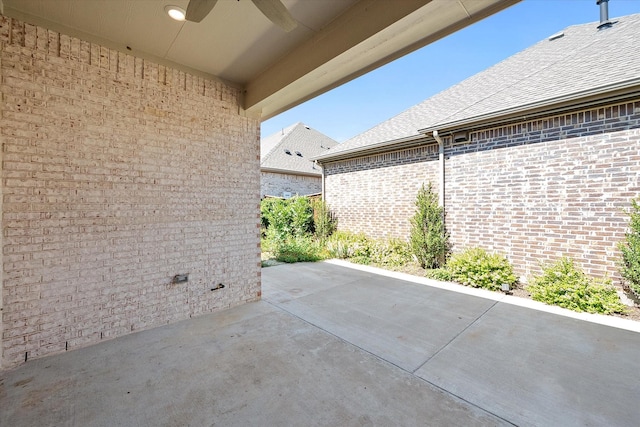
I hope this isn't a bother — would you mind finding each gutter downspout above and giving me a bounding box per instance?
[432,130,445,208]
[318,161,326,201]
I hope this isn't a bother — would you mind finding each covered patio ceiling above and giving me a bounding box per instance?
[1,0,519,119]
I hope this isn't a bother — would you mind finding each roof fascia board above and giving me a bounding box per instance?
[418,79,640,135]
[317,81,640,163]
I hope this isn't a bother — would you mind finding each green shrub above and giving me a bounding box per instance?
[370,238,412,268]
[350,255,373,265]
[446,247,517,291]
[409,182,449,269]
[260,198,281,233]
[528,257,627,315]
[325,232,412,267]
[325,231,372,261]
[312,199,337,242]
[260,196,314,238]
[261,198,287,238]
[270,233,324,263]
[288,196,315,236]
[261,235,275,254]
[619,197,640,297]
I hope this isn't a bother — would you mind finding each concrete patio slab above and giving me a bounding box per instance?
[264,261,640,426]
[1,280,506,426]
[415,302,640,427]
[261,261,375,304]
[2,260,639,426]
[264,264,497,372]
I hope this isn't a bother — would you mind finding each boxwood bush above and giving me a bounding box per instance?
[445,247,517,291]
[527,257,627,315]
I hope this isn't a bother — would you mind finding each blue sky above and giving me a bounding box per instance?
[261,0,640,143]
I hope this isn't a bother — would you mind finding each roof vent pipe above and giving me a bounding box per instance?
[597,0,612,29]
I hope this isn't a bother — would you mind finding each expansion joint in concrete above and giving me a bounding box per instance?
[411,299,500,375]
[265,297,516,426]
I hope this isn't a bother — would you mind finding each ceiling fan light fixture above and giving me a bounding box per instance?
[165,5,186,21]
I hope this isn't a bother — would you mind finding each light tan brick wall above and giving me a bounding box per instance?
[0,17,261,369]
[260,171,321,198]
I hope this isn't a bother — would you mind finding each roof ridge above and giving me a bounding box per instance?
[261,122,303,162]
[261,123,338,173]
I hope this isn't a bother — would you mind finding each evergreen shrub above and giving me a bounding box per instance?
[446,247,517,291]
[409,183,449,269]
[528,257,627,315]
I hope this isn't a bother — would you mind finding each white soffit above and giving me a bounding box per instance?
[1,0,519,118]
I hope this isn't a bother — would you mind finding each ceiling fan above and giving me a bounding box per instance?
[185,0,298,32]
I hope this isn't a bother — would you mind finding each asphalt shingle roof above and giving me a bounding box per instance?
[324,13,640,158]
[261,123,338,175]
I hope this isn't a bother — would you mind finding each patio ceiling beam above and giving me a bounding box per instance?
[244,0,431,117]
[245,0,520,120]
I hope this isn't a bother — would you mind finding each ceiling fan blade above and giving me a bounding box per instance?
[251,0,298,32]
[185,0,219,23]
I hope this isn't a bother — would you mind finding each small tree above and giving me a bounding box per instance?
[287,196,315,237]
[312,199,337,243]
[409,182,449,269]
[620,197,640,297]
[261,196,314,239]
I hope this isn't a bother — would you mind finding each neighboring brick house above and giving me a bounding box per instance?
[316,13,640,284]
[261,123,337,198]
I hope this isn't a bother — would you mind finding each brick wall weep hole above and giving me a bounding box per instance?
[1,16,261,368]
